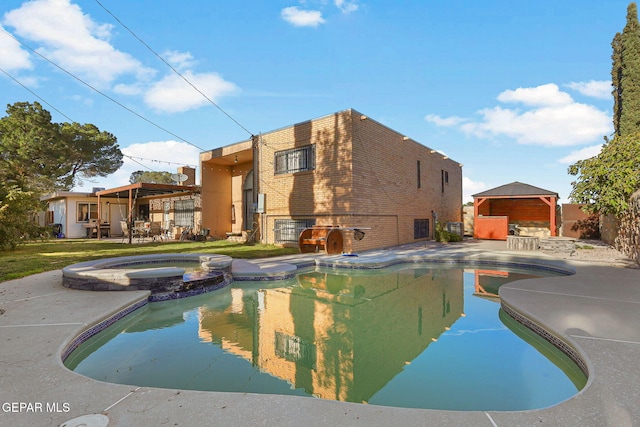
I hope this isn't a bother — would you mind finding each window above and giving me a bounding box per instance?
[275,331,316,369]
[274,145,315,175]
[274,219,315,244]
[174,199,194,227]
[417,160,421,189]
[77,203,98,222]
[441,170,449,193]
[414,219,429,239]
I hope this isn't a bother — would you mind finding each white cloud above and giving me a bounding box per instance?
[558,144,603,164]
[73,140,200,192]
[497,83,573,107]
[144,71,237,113]
[162,50,197,72]
[0,25,32,71]
[463,176,488,204]
[281,6,325,27]
[335,0,359,14]
[566,80,611,100]
[425,114,466,127]
[3,0,154,88]
[433,83,612,147]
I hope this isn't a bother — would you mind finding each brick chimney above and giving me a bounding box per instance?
[178,166,196,186]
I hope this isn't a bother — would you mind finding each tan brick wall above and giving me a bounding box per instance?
[256,109,462,250]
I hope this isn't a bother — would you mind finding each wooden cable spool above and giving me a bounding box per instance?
[298,226,344,254]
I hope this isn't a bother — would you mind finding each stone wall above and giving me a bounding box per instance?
[614,190,640,266]
[599,213,620,246]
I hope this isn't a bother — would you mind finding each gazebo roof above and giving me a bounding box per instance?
[472,181,558,198]
[95,182,200,199]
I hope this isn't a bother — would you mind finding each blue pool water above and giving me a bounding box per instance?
[64,264,586,411]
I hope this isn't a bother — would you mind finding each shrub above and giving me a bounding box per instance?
[434,222,462,243]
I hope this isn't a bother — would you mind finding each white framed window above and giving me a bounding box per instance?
[77,203,98,222]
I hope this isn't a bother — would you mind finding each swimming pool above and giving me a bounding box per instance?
[63,263,586,411]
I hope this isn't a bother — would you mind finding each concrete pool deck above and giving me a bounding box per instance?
[0,240,639,426]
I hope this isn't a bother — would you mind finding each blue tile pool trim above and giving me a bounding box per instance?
[232,272,297,281]
[501,302,589,377]
[317,257,574,275]
[61,276,233,362]
[61,298,148,362]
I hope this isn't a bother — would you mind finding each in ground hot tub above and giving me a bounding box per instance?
[62,253,233,299]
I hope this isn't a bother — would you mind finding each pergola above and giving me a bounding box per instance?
[472,182,558,240]
[96,183,198,243]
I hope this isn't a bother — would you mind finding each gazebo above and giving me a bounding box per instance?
[472,182,558,240]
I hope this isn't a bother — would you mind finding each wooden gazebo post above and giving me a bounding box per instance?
[128,189,133,244]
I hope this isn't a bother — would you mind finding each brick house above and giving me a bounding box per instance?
[199,109,462,252]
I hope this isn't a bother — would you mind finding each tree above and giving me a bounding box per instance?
[0,185,43,250]
[129,170,175,184]
[0,101,123,192]
[613,2,640,136]
[0,101,123,249]
[568,133,640,216]
[0,102,61,192]
[58,122,123,189]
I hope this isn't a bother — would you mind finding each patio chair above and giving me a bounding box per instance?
[121,220,145,242]
[149,222,163,241]
[120,221,129,243]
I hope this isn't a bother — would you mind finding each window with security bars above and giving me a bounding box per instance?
[174,199,194,227]
[414,219,429,239]
[274,219,315,244]
[274,145,315,175]
[275,331,316,370]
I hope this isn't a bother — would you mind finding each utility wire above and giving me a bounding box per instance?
[123,154,197,169]
[0,28,207,152]
[126,155,155,171]
[0,64,198,173]
[0,66,75,122]
[94,0,255,138]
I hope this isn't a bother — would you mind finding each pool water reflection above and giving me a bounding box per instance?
[64,264,586,411]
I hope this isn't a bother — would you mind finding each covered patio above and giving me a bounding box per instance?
[96,182,200,244]
[473,182,559,240]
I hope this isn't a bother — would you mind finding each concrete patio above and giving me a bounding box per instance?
[0,240,638,426]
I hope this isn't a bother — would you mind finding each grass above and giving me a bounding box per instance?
[0,239,299,283]
[575,244,595,250]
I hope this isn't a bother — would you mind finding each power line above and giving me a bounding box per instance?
[0,28,207,152]
[0,66,75,122]
[123,154,197,169]
[0,65,195,174]
[94,0,255,138]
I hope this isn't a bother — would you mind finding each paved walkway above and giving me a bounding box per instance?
[0,241,639,426]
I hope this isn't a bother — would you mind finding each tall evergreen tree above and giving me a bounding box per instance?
[616,2,640,136]
[612,32,622,135]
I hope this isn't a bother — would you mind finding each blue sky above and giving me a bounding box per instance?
[0,0,630,202]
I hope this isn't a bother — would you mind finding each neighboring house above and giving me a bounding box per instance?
[200,108,463,252]
[96,181,201,240]
[41,190,110,239]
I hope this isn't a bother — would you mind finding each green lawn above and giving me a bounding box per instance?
[0,239,298,283]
